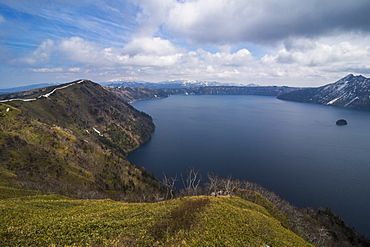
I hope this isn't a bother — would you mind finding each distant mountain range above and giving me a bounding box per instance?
[159,85,299,97]
[103,79,254,89]
[278,74,370,110]
[4,74,370,110]
[105,85,300,103]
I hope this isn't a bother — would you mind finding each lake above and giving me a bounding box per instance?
[128,94,370,238]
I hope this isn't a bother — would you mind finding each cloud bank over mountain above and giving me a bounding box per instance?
[1,0,370,87]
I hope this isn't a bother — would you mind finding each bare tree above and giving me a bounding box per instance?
[207,173,220,195]
[222,175,233,195]
[153,192,163,202]
[181,168,202,196]
[162,173,177,200]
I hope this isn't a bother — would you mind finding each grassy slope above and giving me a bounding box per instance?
[0,188,312,247]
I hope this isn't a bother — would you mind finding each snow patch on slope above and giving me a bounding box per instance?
[336,81,348,91]
[93,127,103,136]
[39,80,84,98]
[344,97,359,107]
[326,96,341,105]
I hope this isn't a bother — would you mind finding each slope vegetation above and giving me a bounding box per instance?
[0,192,312,247]
[0,80,163,200]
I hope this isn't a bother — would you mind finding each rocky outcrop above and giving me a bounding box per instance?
[336,119,348,125]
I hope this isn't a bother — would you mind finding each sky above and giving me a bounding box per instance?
[1,0,370,88]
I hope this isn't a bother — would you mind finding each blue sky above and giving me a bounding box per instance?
[1,0,370,88]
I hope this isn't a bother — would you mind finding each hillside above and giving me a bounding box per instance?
[0,80,163,200]
[277,74,370,109]
[1,177,369,246]
[0,191,312,247]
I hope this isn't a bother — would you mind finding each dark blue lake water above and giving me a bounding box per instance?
[128,95,370,238]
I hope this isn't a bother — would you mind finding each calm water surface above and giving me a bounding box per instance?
[128,95,370,237]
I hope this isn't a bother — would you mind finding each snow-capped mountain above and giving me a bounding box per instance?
[161,79,227,87]
[277,74,370,110]
[103,79,244,89]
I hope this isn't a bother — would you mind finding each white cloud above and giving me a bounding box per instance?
[132,0,175,37]
[123,37,183,56]
[30,67,81,73]
[12,39,54,66]
[59,37,102,65]
[57,36,184,68]
[58,37,127,67]
[263,35,370,72]
[198,48,253,67]
[30,68,63,73]
[67,67,81,72]
[11,31,370,87]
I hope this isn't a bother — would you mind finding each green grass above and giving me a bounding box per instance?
[0,189,312,247]
[235,189,290,228]
[0,186,42,199]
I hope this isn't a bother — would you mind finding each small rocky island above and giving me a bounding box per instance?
[336,119,348,125]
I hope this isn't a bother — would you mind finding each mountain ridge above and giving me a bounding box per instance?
[278,74,370,109]
[159,85,299,96]
[103,79,250,89]
[105,84,300,103]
